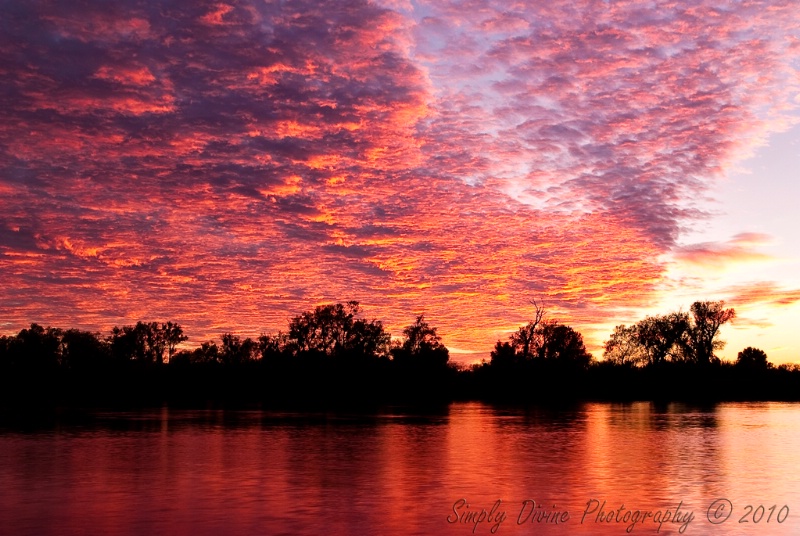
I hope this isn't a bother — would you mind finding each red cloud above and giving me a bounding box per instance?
[674,234,773,268]
[1,0,798,358]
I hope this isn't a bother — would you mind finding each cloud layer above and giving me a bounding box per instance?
[2,0,799,356]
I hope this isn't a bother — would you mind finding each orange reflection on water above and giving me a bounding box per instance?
[1,403,800,536]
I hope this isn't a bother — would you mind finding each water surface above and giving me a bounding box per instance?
[1,402,798,535]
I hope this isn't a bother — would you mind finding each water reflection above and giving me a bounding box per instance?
[1,402,799,535]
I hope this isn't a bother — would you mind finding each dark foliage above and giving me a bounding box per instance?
[1,301,798,409]
[603,301,735,366]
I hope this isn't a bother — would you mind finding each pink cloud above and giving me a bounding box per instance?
[724,281,800,309]
[1,0,798,358]
[674,234,773,268]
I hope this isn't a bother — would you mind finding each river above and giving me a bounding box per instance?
[1,402,798,535]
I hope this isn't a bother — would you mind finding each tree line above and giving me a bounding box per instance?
[0,302,447,370]
[603,301,736,366]
[1,300,797,405]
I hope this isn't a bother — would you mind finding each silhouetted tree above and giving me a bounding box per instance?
[603,302,734,367]
[603,324,647,365]
[258,332,289,361]
[399,315,439,353]
[142,322,164,363]
[220,333,258,365]
[736,347,771,370]
[636,312,691,365]
[61,329,109,371]
[536,321,593,369]
[0,335,10,369]
[349,318,392,360]
[110,324,146,362]
[492,301,591,368]
[392,315,449,368]
[510,299,546,361]
[287,301,390,359]
[141,321,188,364]
[109,321,187,364]
[175,341,220,364]
[11,324,63,371]
[489,340,517,368]
[162,321,188,363]
[686,301,735,365]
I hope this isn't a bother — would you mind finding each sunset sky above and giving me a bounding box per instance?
[2,0,799,364]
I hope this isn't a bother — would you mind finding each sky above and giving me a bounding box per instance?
[2,0,799,364]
